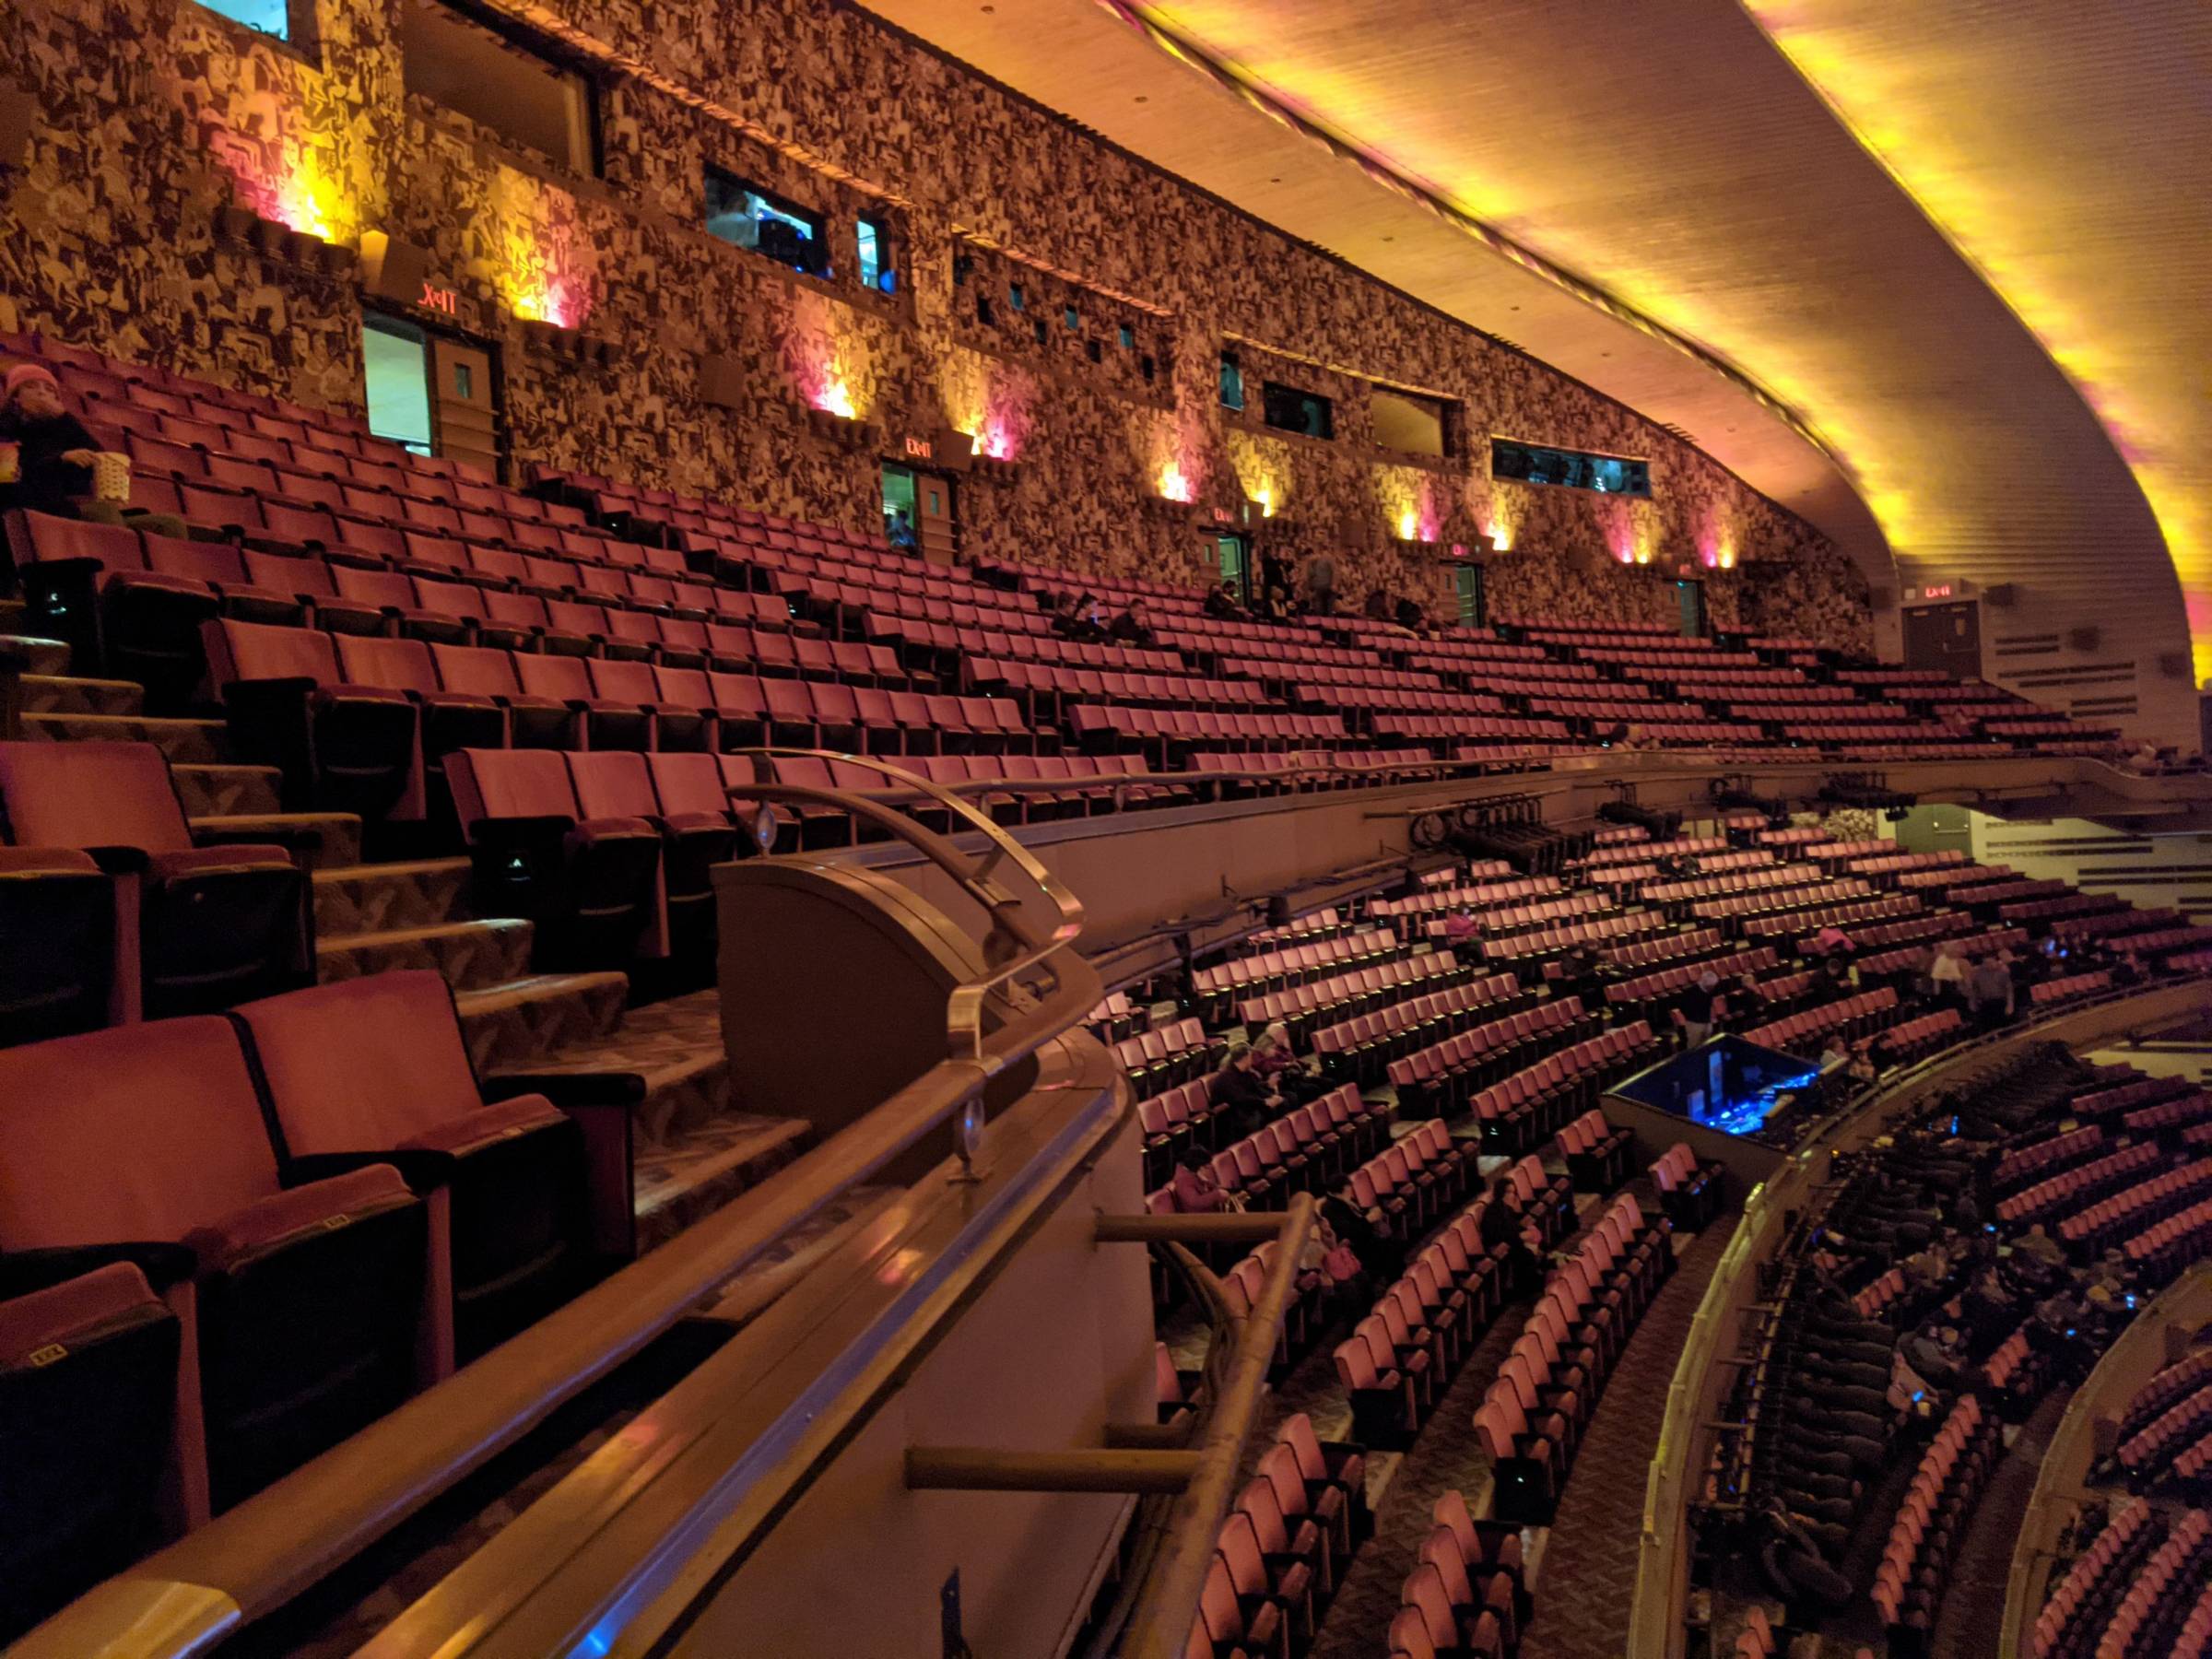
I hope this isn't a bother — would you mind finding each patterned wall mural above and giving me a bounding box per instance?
[0,0,1870,651]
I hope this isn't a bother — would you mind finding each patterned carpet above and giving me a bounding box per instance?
[1290,1189,1738,1659]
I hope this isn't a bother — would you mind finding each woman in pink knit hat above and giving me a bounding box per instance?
[0,361,105,518]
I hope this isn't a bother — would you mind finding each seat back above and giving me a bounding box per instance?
[0,1017,279,1245]
[0,738,194,853]
[335,632,441,695]
[229,970,484,1154]
[430,641,524,699]
[646,751,735,819]
[205,616,342,688]
[445,747,581,831]
[565,750,659,821]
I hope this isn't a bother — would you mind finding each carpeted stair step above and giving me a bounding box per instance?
[171,761,283,818]
[192,811,362,871]
[19,673,143,717]
[454,971,630,1074]
[312,856,474,937]
[316,915,534,991]
[630,1114,813,1254]
[485,988,734,1147]
[0,636,75,677]
[481,987,801,1253]
[24,709,227,762]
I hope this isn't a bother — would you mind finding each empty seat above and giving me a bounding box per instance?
[0,1018,437,1515]
[568,749,736,962]
[0,1261,182,1638]
[444,748,664,967]
[0,845,117,1045]
[0,740,310,1021]
[229,971,593,1357]
[203,617,425,818]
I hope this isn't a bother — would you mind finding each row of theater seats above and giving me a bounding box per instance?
[2038,1507,2212,1659]
[0,740,311,1044]
[1477,1194,1675,1524]
[1235,950,1482,1045]
[1384,1492,1533,1658]
[1383,996,1604,1123]
[24,327,2143,759]
[1870,1395,2000,1643]
[1650,1143,1729,1231]
[1335,1176,1555,1450]
[0,971,596,1638]
[1136,1083,1394,1194]
[1311,971,1527,1088]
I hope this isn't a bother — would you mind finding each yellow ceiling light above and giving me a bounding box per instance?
[1744,0,2211,681]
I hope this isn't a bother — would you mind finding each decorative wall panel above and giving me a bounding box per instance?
[0,0,1865,648]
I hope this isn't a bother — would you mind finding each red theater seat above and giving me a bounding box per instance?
[0,845,117,1045]
[229,971,592,1356]
[0,740,310,1020]
[0,1017,436,1515]
[0,1261,182,1639]
[203,617,423,818]
[443,747,665,967]
[567,749,736,960]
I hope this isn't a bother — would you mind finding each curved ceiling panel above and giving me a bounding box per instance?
[1741,0,2212,688]
[865,0,2198,741]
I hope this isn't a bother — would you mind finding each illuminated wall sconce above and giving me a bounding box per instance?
[1488,526,1511,552]
[213,201,353,277]
[804,403,882,453]
[1158,463,1195,504]
[518,316,614,368]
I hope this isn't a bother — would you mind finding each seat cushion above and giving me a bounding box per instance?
[397,1093,568,1158]
[0,1262,162,1367]
[184,1164,414,1271]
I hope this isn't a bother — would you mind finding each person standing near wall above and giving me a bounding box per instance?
[1303,548,1338,616]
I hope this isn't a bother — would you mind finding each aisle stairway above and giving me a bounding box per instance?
[6,647,812,1256]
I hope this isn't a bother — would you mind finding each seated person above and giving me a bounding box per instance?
[0,363,187,536]
[1202,582,1243,620]
[1362,587,1394,621]
[1171,1143,1228,1213]
[1106,603,1156,647]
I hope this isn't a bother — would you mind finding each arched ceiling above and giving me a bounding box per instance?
[860,0,2205,743]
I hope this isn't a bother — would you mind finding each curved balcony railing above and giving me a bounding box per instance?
[1626,977,2212,1659]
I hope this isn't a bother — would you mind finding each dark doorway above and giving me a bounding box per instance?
[1902,600,1983,680]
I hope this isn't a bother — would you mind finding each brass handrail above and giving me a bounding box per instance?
[16,760,1109,1659]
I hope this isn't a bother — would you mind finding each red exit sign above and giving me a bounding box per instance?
[418,280,459,316]
[1920,583,1954,600]
[903,435,934,461]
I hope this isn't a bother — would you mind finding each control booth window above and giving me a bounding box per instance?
[704,170,827,277]
[1263,380,1335,441]
[1219,353,1245,411]
[402,2,596,176]
[1372,387,1451,458]
[856,217,896,294]
[196,0,301,42]
[1491,437,1650,497]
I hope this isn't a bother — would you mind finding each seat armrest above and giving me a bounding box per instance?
[286,1147,457,1192]
[0,1241,199,1297]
